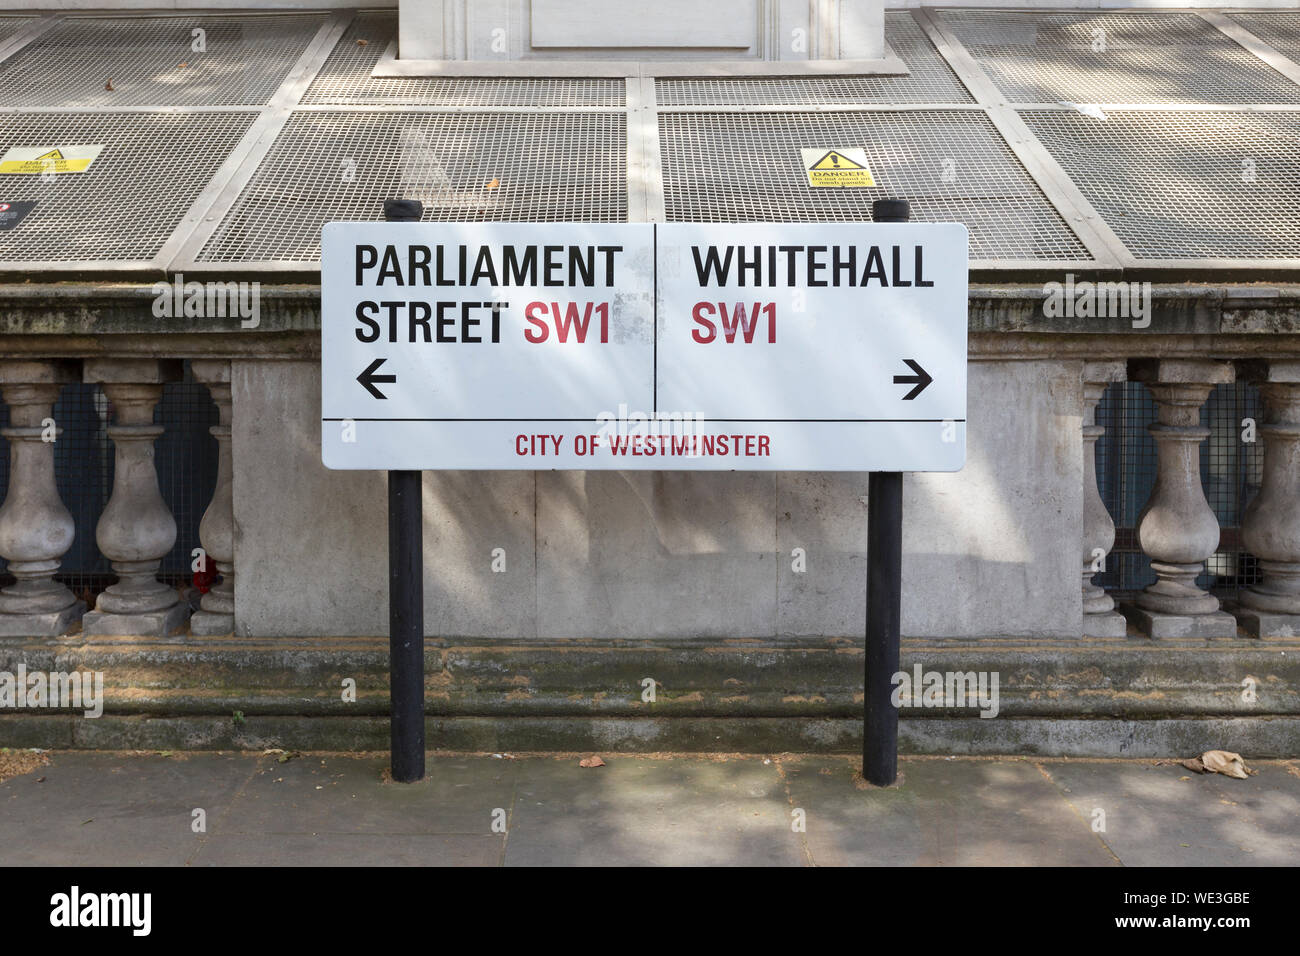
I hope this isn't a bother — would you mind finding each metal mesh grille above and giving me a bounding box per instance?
[1020,109,1300,260]
[936,11,1300,105]
[198,110,627,263]
[0,368,218,601]
[1095,382,1263,599]
[1230,13,1300,62]
[301,12,625,107]
[0,16,35,47]
[656,13,972,105]
[659,110,1089,260]
[0,14,325,109]
[0,111,257,263]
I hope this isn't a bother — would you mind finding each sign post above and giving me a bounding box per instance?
[320,211,967,784]
[382,198,425,783]
[864,198,908,787]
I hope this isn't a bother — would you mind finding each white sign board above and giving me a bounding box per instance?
[321,221,967,471]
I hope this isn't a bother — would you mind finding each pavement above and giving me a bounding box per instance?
[1,751,1298,866]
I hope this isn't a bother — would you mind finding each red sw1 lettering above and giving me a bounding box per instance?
[690,302,777,344]
[524,301,610,343]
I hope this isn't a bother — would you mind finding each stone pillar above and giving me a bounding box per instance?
[190,360,235,636]
[1236,361,1300,639]
[1126,360,1238,638]
[0,361,85,636]
[81,359,188,639]
[1081,361,1126,638]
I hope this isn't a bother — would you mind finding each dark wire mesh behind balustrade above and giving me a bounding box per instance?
[1094,381,1263,600]
[0,363,218,602]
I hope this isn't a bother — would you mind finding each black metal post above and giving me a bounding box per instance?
[864,198,910,786]
[384,199,424,783]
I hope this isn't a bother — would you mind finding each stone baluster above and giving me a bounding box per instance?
[1127,359,1237,638]
[1081,361,1126,637]
[190,361,235,636]
[82,359,188,639]
[1236,361,1300,639]
[0,361,85,636]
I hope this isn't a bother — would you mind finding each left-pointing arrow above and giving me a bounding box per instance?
[358,357,396,400]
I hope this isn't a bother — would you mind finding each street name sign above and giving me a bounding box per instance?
[321,221,967,471]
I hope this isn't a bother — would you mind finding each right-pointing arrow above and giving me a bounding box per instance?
[893,359,932,401]
[358,357,396,400]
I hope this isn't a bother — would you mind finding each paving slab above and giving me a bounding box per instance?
[1036,759,1300,866]
[781,755,1117,866]
[0,752,1297,867]
[0,752,257,866]
[192,833,503,866]
[221,753,516,836]
[504,755,806,866]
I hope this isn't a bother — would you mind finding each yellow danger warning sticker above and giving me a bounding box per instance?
[0,145,104,175]
[800,147,876,188]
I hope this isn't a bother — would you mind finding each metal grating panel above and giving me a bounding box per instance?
[1229,13,1300,62]
[0,15,35,48]
[0,14,326,108]
[198,110,627,263]
[0,111,257,263]
[1096,382,1262,598]
[659,110,1089,260]
[656,13,972,105]
[1020,109,1300,260]
[936,11,1300,105]
[301,12,625,107]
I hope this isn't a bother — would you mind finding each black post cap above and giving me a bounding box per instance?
[383,199,424,222]
[872,199,911,223]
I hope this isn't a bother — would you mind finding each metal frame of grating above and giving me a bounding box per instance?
[935,10,1300,105]
[0,110,258,264]
[0,8,1293,276]
[301,11,626,107]
[655,12,974,106]
[1228,12,1300,64]
[658,108,1090,263]
[0,13,327,108]
[0,16,34,49]
[190,110,628,266]
[1019,108,1300,261]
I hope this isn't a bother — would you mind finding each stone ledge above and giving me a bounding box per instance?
[3,283,1300,341]
[0,636,1296,726]
[2,714,1296,758]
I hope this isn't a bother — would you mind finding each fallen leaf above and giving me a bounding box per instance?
[357,38,369,47]
[485,178,500,190]
[178,62,188,69]
[579,755,606,768]
[1200,750,1250,780]
[105,79,114,92]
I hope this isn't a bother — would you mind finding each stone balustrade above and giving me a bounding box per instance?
[0,346,1297,642]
